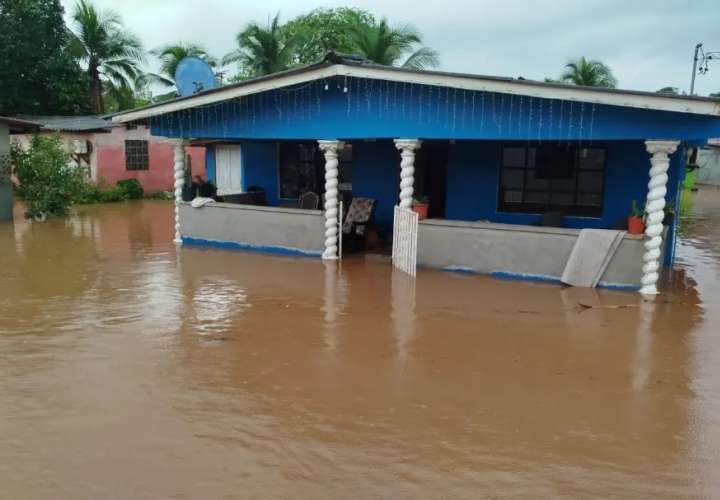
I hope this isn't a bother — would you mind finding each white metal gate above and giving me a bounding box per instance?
[392,206,418,276]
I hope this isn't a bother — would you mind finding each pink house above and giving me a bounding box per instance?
[15,116,205,193]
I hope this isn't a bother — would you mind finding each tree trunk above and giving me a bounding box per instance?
[89,64,104,114]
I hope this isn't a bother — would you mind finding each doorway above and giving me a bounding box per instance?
[415,140,449,218]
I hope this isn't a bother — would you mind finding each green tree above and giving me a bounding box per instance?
[348,18,439,69]
[657,86,679,95]
[103,79,151,113]
[560,57,617,88]
[69,0,144,113]
[223,13,298,78]
[0,0,91,115]
[11,135,86,219]
[150,42,217,87]
[285,8,375,64]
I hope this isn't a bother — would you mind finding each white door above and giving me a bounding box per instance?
[215,145,242,195]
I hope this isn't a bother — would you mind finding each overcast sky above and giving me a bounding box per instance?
[59,0,720,96]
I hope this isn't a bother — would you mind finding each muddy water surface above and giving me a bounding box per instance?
[1,193,720,499]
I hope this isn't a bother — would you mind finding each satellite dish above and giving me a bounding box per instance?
[175,57,217,97]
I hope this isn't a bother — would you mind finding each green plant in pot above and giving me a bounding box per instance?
[412,195,430,220]
[181,180,198,202]
[627,200,645,235]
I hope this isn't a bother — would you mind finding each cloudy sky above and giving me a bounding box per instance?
[60,0,720,96]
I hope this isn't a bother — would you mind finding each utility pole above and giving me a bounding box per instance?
[690,42,720,95]
[690,43,702,95]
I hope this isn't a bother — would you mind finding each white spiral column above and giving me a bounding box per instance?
[173,140,187,244]
[640,140,679,295]
[318,140,343,260]
[394,139,422,209]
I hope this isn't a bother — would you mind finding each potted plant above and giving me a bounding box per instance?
[412,195,430,220]
[181,182,197,201]
[627,200,645,235]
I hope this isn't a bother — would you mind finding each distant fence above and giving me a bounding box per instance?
[392,206,418,276]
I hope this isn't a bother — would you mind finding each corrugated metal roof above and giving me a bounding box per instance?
[0,116,40,132]
[112,52,720,123]
[15,115,118,132]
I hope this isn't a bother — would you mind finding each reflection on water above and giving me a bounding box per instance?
[1,193,719,498]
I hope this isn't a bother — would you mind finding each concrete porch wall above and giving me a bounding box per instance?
[179,202,324,256]
[417,218,667,288]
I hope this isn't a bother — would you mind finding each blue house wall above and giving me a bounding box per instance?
[209,137,685,247]
[352,141,400,231]
[445,140,685,229]
[153,78,720,142]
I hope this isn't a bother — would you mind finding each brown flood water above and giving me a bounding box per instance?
[1,191,720,499]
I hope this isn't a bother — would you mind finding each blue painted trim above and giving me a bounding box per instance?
[596,281,641,291]
[489,271,563,284]
[181,236,322,258]
[442,265,478,274]
[442,266,640,291]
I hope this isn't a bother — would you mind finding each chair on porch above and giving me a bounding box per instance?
[299,191,320,210]
[341,197,377,253]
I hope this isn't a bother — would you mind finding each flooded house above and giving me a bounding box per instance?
[13,116,206,193]
[111,53,720,294]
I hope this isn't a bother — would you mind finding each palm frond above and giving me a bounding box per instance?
[402,47,439,69]
[561,56,617,88]
[349,17,438,69]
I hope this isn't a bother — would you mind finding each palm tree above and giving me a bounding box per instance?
[70,0,144,113]
[560,57,617,88]
[223,13,298,78]
[150,43,217,87]
[349,18,439,69]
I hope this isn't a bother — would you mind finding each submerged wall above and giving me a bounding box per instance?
[179,202,324,255]
[417,219,667,288]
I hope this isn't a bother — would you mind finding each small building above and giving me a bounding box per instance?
[697,138,720,187]
[13,116,206,193]
[1,116,39,220]
[111,53,720,294]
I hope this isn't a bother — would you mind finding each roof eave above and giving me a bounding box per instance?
[111,63,720,124]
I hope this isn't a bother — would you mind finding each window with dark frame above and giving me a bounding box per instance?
[498,145,606,217]
[278,142,353,200]
[125,140,149,171]
[279,142,320,199]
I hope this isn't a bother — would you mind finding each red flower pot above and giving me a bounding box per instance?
[627,216,645,235]
[412,203,429,220]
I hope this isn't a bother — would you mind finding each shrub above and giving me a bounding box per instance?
[73,178,148,204]
[73,182,105,204]
[100,185,129,202]
[11,135,86,219]
[116,178,144,199]
[145,190,174,200]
